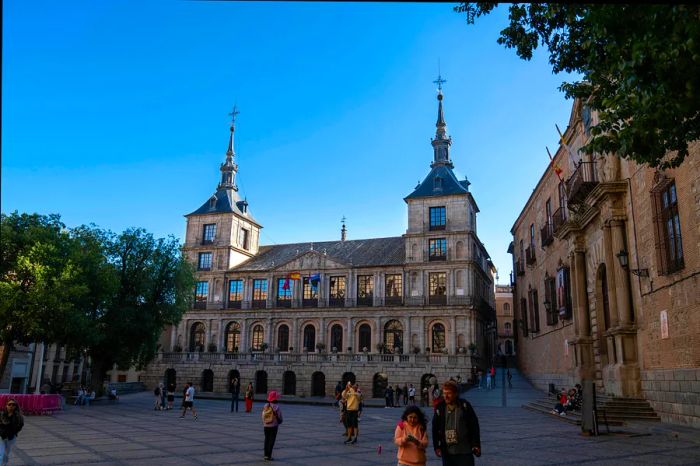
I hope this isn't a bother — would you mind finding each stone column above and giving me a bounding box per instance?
[219,319,225,351]
[319,317,326,350]
[419,316,426,352]
[240,318,248,352]
[405,316,412,354]
[170,325,177,351]
[346,317,354,352]
[573,245,594,382]
[602,223,620,328]
[610,220,632,326]
[292,318,299,352]
[266,318,273,348]
[450,316,457,354]
[375,317,381,351]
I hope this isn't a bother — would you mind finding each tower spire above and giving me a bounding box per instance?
[218,105,239,191]
[431,74,453,168]
[341,216,347,241]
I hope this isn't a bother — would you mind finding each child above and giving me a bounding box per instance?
[262,391,283,461]
[394,406,428,466]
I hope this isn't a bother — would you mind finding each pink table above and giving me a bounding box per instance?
[0,394,63,415]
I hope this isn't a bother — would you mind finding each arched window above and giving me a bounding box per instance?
[456,241,465,259]
[277,325,290,352]
[303,325,316,352]
[504,303,510,312]
[330,324,343,351]
[504,322,512,334]
[431,323,445,352]
[383,320,403,353]
[190,322,205,352]
[225,322,240,352]
[358,323,371,352]
[251,324,264,351]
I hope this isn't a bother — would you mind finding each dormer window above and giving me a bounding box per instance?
[209,196,217,209]
[434,176,443,191]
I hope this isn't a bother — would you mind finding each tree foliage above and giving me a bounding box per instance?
[455,3,700,168]
[0,212,195,381]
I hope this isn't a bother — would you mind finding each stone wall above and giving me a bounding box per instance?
[641,368,700,428]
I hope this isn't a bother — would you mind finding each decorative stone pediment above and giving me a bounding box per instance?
[273,250,348,272]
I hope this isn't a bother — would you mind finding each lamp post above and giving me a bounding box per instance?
[616,249,649,277]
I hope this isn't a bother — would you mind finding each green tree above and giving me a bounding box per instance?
[88,228,195,383]
[455,3,700,168]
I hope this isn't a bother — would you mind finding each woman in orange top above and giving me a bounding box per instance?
[394,406,429,466]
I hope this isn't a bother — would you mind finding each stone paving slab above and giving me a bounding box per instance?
[10,368,700,465]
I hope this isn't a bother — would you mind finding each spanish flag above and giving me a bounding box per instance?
[282,272,301,291]
[546,146,564,182]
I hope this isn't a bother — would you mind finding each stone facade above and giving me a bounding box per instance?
[509,98,700,427]
[495,285,515,357]
[143,87,496,397]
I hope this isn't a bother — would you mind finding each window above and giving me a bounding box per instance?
[251,324,264,351]
[302,277,319,306]
[277,325,289,351]
[434,176,443,191]
[190,322,205,352]
[239,228,250,250]
[544,275,558,326]
[202,223,216,244]
[383,320,403,353]
[529,224,535,247]
[385,274,402,305]
[520,298,528,337]
[431,323,445,352]
[429,238,447,261]
[330,324,343,351]
[225,322,240,352]
[528,288,540,333]
[558,182,567,216]
[252,279,267,308]
[504,322,512,335]
[556,267,572,319]
[358,324,371,351]
[357,275,374,306]
[429,272,447,305]
[198,252,212,271]
[303,325,316,352]
[194,281,208,308]
[329,276,346,306]
[228,280,243,308]
[503,303,511,314]
[429,206,446,230]
[652,180,684,274]
[277,278,292,307]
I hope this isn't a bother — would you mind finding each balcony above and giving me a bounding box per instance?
[525,245,536,265]
[540,222,554,247]
[327,297,345,307]
[382,296,404,306]
[251,300,267,309]
[193,301,207,310]
[429,254,447,262]
[276,298,292,308]
[356,296,374,307]
[428,295,447,306]
[566,161,598,206]
[429,224,446,231]
[552,207,568,233]
[227,300,242,310]
[302,298,318,308]
[516,260,525,276]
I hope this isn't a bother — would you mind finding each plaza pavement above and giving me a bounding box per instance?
[11,368,700,466]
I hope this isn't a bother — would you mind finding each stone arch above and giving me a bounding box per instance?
[429,321,446,352]
[329,323,343,352]
[383,320,404,353]
[165,368,176,389]
[373,372,388,398]
[224,321,241,352]
[189,322,206,352]
[255,370,268,394]
[311,371,325,396]
[303,323,316,352]
[201,369,214,392]
[250,323,265,351]
[276,323,290,352]
[356,322,373,352]
[283,371,296,395]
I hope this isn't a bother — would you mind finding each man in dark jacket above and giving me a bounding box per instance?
[230,378,240,413]
[432,380,481,466]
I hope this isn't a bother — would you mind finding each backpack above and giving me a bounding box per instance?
[262,404,276,424]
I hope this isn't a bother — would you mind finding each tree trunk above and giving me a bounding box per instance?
[0,342,13,385]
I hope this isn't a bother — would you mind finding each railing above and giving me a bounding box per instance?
[382,296,404,306]
[516,259,525,276]
[193,301,207,310]
[302,298,318,308]
[158,351,472,366]
[251,300,268,309]
[525,245,536,265]
[276,298,292,308]
[540,222,554,247]
[227,300,242,309]
[428,295,447,306]
[566,161,598,206]
[552,207,568,233]
[356,296,374,307]
[429,254,447,262]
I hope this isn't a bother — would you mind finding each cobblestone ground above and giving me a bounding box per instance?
[11,369,700,465]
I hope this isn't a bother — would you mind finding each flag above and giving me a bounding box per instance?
[287,272,301,280]
[282,278,290,290]
[310,272,321,290]
[546,146,564,182]
[555,123,578,166]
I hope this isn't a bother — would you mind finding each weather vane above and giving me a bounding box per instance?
[433,60,446,91]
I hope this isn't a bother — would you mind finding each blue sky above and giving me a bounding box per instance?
[3,1,577,283]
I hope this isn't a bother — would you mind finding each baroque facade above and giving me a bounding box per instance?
[144,86,496,397]
[509,99,700,427]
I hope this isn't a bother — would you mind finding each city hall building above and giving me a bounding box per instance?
[143,86,496,398]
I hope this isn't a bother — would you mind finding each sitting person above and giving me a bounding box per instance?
[108,386,119,401]
[571,384,583,411]
[74,386,86,406]
[84,388,96,406]
[551,388,569,416]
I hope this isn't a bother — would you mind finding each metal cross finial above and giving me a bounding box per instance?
[228,104,240,125]
[341,216,346,225]
[433,74,447,91]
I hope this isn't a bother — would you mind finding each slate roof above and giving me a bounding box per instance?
[186,188,260,225]
[405,164,470,200]
[233,236,406,272]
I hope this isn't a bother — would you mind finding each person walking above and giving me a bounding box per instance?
[160,382,167,410]
[245,382,254,413]
[342,382,362,444]
[167,382,175,410]
[261,391,283,461]
[485,370,492,390]
[395,385,403,407]
[230,377,241,413]
[154,383,163,411]
[507,369,513,389]
[408,384,417,406]
[432,380,481,466]
[394,406,429,466]
[490,366,496,389]
[180,382,197,420]
[0,398,24,466]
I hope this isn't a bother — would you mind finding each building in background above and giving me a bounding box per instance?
[495,284,515,359]
[143,83,496,397]
[509,98,699,427]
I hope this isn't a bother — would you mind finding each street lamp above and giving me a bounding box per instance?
[616,249,649,277]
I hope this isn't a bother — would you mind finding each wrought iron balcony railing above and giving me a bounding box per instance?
[540,222,554,247]
[566,161,598,206]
